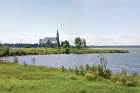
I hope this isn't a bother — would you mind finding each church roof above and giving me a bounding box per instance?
[39,37,57,44]
[39,30,59,45]
[45,37,57,44]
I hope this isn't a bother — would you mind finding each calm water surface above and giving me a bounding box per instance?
[1,48,140,74]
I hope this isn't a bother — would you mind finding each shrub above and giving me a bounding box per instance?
[68,68,74,72]
[125,80,137,87]
[85,64,90,71]
[103,69,112,79]
[0,44,10,56]
[111,73,139,87]
[61,66,66,72]
[65,48,70,54]
[75,66,79,75]
[79,90,87,93]
[91,65,97,72]
[69,75,79,80]
[79,65,85,76]
[97,64,104,77]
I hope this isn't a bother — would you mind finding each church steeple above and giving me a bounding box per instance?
[56,29,60,48]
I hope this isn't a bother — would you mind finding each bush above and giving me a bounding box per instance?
[85,64,90,71]
[125,80,137,87]
[61,66,66,72]
[79,90,87,93]
[68,68,74,72]
[0,44,10,56]
[111,74,139,87]
[69,75,79,80]
[97,64,104,77]
[64,48,70,54]
[103,69,112,79]
[75,66,79,75]
[79,65,85,76]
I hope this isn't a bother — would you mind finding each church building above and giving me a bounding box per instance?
[39,29,60,48]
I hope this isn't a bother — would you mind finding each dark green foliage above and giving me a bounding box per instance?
[74,65,85,76]
[0,44,10,56]
[61,66,65,72]
[79,90,87,93]
[56,29,60,48]
[82,38,87,48]
[97,64,104,77]
[68,68,74,72]
[103,69,112,79]
[74,37,87,48]
[111,73,139,87]
[85,64,90,71]
[75,66,79,75]
[61,40,70,48]
[69,75,79,80]
[4,46,10,56]
[79,65,85,76]
[74,37,82,48]
[91,65,97,72]
[64,48,70,54]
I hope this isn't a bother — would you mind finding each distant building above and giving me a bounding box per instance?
[39,29,60,48]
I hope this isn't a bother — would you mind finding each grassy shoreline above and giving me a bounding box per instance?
[0,61,139,93]
[1,48,128,57]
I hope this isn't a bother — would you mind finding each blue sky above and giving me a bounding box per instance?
[0,0,140,45]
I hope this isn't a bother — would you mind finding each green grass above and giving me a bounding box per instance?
[4,48,128,56]
[0,62,139,93]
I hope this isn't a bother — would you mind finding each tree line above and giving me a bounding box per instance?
[61,37,87,48]
[0,37,87,49]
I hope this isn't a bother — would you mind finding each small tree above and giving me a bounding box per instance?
[61,40,70,48]
[74,37,82,48]
[82,38,87,48]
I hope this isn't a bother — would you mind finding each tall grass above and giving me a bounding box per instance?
[0,48,128,57]
[0,44,10,56]
[0,60,140,93]
[63,55,139,87]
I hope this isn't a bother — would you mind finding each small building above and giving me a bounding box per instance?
[39,29,60,48]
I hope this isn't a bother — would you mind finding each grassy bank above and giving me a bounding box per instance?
[0,61,139,93]
[1,48,128,56]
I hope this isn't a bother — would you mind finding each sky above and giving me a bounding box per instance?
[0,0,140,45]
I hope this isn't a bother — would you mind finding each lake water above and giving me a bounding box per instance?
[1,48,140,74]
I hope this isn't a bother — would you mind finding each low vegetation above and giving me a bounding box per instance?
[0,48,128,57]
[73,64,140,87]
[0,61,139,93]
[0,44,9,56]
[0,43,135,93]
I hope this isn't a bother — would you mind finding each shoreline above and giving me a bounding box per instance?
[0,61,139,93]
[7,48,129,56]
